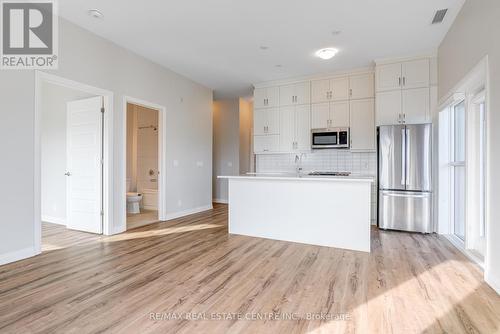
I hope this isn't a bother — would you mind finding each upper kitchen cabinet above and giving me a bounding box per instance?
[350,99,375,151]
[279,82,311,106]
[311,77,349,103]
[375,57,432,125]
[254,86,280,109]
[376,58,430,92]
[279,105,311,152]
[402,59,430,89]
[311,101,349,129]
[253,108,280,135]
[376,63,402,92]
[349,73,374,100]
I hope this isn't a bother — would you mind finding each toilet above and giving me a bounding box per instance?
[126,179,142,214]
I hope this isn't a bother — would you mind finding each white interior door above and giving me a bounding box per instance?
[66,96,103,234]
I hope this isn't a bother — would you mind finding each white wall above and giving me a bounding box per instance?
[0,18,213,263]
[213,99,240,202]
[239,99,253,174]
[438,0,500,293]
[41,82,94,225]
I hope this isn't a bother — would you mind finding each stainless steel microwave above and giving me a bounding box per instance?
[311,128,350,149]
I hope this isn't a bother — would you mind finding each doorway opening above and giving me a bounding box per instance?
[124,98,166,230]
[35,72,113,253]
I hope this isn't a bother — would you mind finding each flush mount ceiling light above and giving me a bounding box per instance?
[315,48,339,60]
[88,9,104,19]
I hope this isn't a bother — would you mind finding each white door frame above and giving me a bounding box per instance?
[123,96,167,223]
[34,71,114,252]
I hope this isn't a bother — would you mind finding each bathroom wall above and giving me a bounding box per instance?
[256,151,378,224]
[126,103,159,193]
[40,82,94,225]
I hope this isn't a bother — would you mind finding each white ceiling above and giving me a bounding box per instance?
[59,0,465,99]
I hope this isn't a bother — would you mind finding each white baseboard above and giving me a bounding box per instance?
[213,198,228,204]
[485,272,500,295]
[164,204,213,221]
[0,247,39,266]
[41,215,66,226]
[443,234,484,269]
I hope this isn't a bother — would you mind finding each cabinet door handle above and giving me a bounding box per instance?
[403,77,406,86]
[330,91,333,99]
[399,77,401,87]
[349,88,353,97]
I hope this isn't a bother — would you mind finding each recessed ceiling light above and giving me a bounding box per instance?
[331,30,342,36]
[259,46,269,50]
[88,9,104,19]
[315,48,339,60]
[275,64,282,68]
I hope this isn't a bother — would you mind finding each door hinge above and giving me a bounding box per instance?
[100,210,104,216]
[101,107,105,113]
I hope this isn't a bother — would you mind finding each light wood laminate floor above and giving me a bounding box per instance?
[0,204,499,334]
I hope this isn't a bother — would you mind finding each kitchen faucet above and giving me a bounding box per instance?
[295,153,306,175]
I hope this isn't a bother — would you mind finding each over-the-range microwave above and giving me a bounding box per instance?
[311,128,350,149]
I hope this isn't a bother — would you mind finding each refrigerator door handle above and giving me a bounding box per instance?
[382,191,429,199]
[401,128,406,186]
[406,128,411,186]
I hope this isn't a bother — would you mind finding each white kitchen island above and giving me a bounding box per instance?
[218,174,374,252]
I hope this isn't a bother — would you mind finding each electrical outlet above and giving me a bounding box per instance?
[177,200,182,207]
[173,160,179,167]
[227,161,233,167]
[196,161,204,167]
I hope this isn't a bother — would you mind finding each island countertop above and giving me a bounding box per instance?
[219,172,373,252]
[218,173,374,183]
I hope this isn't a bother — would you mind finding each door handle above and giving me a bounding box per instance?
[65,172,71,176]
[401,128,406,186]
[406,128,411,186]
[399,77,401,87]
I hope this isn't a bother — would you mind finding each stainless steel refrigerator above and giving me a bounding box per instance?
[378,124,432,233]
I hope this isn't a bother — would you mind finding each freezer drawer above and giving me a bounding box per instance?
[378,191,432,233]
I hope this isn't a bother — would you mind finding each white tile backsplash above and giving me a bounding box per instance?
[256,150,378,224]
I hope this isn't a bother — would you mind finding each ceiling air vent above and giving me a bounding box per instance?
[432,9,448,24]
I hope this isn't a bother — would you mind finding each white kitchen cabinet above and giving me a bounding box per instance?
[376,63,402,92]
[311,103,330,129]
[331,101,350,127]
[376,59,429,92]
[375,57,431,125]
[349,73,374,100]
[350,99,375,151]
[295,105,311,150]
[254,86,279,108]
[280,82,310,106]
[254,135,279,153]
[376,90,402,125]
[376,88,430,125]
[253,108,279,135]
[402,59,430,89]
[402,88,430,124]
[332,77,350,101]
[279,105,311,152]
[311,79,330,103]
[311,101,350,129]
